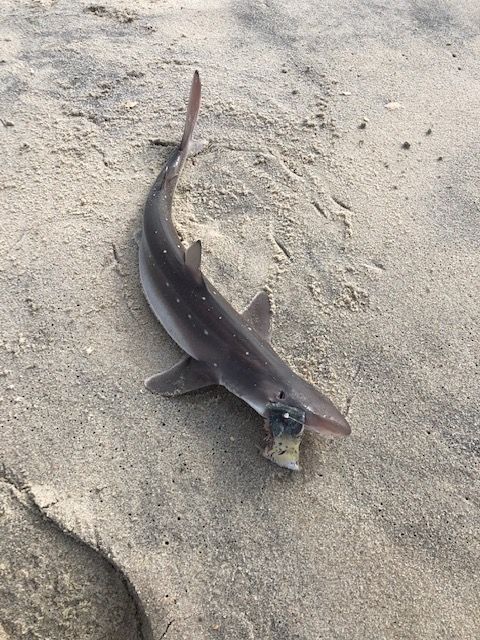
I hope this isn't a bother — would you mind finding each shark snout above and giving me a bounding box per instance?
[305,409,351,438]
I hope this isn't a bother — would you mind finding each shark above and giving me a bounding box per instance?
[138,71,351,470]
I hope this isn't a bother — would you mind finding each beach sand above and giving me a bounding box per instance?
[1,1,479,638]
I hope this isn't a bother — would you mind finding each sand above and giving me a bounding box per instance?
[1,1,479,638]
[0,471,143,639]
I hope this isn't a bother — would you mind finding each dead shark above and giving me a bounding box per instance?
[138,71,350,470]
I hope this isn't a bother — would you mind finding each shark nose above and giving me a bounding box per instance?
[305,410,351,437]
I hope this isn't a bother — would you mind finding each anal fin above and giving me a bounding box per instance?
[145,355,216,396]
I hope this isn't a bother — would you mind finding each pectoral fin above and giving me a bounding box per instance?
[145,355,216,396]
[242,291,272,339]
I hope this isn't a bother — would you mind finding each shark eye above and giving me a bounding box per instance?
[278,390,285,400]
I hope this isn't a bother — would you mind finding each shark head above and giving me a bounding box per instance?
[260,374,351,470]
[304,406,351,438]
[263,403,306,471]
[275,373,351,439]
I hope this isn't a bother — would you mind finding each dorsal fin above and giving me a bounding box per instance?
[184,240,203,284]
[185,240,202,270]
[242,291,272,339]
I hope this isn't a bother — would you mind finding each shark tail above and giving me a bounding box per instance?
[180,70,201,152]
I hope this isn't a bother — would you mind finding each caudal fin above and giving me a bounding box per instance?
[180,70,201,150]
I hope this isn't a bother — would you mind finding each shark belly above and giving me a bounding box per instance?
[139,239,200,359]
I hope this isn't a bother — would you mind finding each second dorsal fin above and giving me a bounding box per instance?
[184,240,203,284]
[185,240,202,270]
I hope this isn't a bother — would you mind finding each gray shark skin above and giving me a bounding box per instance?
[138,71,350,469]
